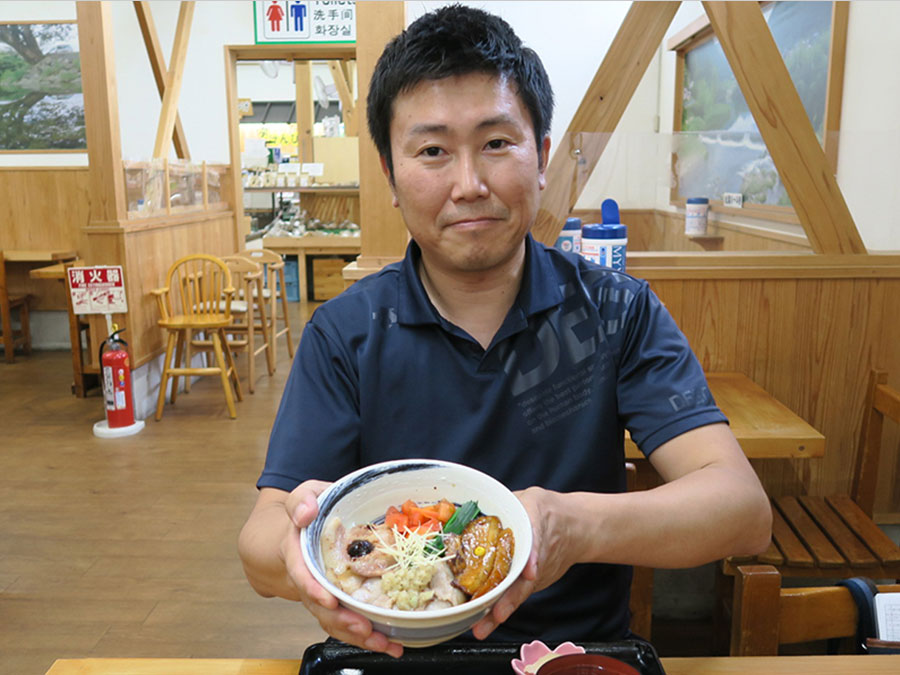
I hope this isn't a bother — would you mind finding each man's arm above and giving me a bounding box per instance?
[239,484,404,658]
[473,422,771,638]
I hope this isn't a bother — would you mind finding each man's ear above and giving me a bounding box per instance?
[538,136,551,190]
[379,155,400,207]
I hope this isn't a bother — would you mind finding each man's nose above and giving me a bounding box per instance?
[450,153,489,201]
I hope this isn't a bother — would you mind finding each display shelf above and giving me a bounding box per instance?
[244,186,359,196]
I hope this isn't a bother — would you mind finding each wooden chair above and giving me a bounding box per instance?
[151,254,242,420]
[0,250,32,363]
[209,255,274,394]
[731,564,900,655]
[236,248,294,368]
[717,370,900,652]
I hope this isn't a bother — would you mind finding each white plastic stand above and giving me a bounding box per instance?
[93,419,145,438]
[92,312,144,438]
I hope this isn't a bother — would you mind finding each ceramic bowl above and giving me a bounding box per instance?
[299,459,533,647]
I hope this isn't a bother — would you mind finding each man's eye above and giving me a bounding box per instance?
[486,139,508,150]
[421,147,443,157]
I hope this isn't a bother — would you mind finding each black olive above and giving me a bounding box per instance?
[347,539,374,558]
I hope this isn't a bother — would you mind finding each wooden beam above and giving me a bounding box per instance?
[702,2,866,254]
[133,1,190,159]
[328,60,357,136]
[76,1,126,224]
[152,2,195,159]
[823,1,849,174]
[223,47,245,249]
[294,61,314,163]
[354,1,408,265]
[533,2,681,246]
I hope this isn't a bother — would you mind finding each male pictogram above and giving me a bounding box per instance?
[290,1,307,32]
[267,1,285,32]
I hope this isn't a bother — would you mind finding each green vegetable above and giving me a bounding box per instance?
[443,500,480,535]
[426,500,481,556]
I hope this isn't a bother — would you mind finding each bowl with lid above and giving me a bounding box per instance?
[299,459,533,647]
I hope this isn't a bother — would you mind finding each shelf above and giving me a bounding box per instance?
[244,186,359,195]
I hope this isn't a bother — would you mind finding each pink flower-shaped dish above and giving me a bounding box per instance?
[511,640,586,675]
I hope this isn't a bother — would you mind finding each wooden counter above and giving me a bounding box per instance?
[44,655,900,674]
[263,234,361,302]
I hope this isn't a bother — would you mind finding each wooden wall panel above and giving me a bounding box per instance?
[83,212,236,369]
[0,168,91,310]
[574,208,811,253]
[643,274,900,518]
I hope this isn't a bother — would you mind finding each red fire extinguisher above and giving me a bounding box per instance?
[99,328,136,428]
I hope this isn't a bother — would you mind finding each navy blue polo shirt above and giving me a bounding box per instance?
[259,234,726,642]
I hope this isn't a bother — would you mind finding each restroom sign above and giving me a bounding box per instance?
[254,1,355,43]
[68,266,128,315]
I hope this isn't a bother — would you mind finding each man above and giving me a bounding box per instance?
[239,5,771,659]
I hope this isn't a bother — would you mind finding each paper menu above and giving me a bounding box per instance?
[875,593,900,641]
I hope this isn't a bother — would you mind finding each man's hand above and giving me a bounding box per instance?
[471,486,576,640]
[239,483,404,658]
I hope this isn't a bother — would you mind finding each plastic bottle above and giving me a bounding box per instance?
[581,223,628,272]
[685,197,709,235]
[554,217,582,254]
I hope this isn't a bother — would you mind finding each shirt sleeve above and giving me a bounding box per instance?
[257,320,361,491]
[615,282,727,456]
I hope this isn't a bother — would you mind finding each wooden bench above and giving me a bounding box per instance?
[717,370,900,653]
[732,564,900,655]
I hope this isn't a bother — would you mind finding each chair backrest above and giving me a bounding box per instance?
[238,248,284,269]
[163,254,234,320]
[733,564,900,654]
[852,370,900,516]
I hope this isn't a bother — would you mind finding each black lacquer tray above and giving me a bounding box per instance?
[298,639,666,674]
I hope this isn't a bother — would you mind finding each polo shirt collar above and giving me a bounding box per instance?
[397,233,565,327]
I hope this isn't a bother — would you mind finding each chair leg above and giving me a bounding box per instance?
[1,299,14,363]
[20,300,31,355]
[258,280,275,376]
[220,327,243,402]
[170,330,186,404]
[713,564,735,655]
[279,268,295,358]
[246,301,256,395]
[184,328,193,393]
[155,331,177,421]
[211,329,237,419]
[629,566,654,640]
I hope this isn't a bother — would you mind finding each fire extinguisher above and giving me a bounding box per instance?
[99,328,136,428]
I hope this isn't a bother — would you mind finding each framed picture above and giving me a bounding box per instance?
[668,2,848,223]
[0,20,86,152]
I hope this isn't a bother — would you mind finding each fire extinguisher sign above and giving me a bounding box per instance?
[67,266,128,315]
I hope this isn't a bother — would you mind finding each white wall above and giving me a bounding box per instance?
[2,1,897,248]
[655,1,900,251]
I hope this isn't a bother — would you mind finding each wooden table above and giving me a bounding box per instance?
[263,234,361,303]
[625,372,825,460]
[43,655,900,674]
[4,249,78,263]
[22,256,98,397]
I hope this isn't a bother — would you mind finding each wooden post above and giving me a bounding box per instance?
[328,60,357,136]
[223,47,244,249]
[532,2,681,246]
[703,1,866,254]
[294,61,315,163]
[152,1,195,159]
[353,0,408,270]
[134,1,191,159]
[76,1,127,225]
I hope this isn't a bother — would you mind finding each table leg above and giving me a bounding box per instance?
[298,253,309,303]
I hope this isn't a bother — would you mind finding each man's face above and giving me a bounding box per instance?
[384,72,549,277]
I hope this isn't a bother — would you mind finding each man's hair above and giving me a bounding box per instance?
[366,4,554,178]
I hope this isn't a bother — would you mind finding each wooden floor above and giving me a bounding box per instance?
[2,300,717,674]
[1,303,328,675]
